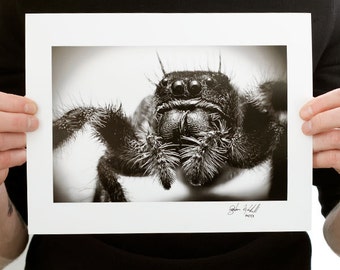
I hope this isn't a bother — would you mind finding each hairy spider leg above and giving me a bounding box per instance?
[226,81,287,200]
[129,96,180,190]
[53,106,150,202]
[93,155,130,202]
[180,129,231,186]
[227,81,287,168]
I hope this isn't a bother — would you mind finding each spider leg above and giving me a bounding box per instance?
[128,132,180,190]
[53,105,149,202]
[227,81,287,200]
[228,81,286,168]
[93,154,128,202]
[180,130,230,186]
[53,107,101,149]
[129,96,181,189]
[54,102,180,201]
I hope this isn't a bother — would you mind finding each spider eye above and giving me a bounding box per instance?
[189,80,201,95]
[206,77,214,87]
[172,80,185,96]
[160,77,169,87]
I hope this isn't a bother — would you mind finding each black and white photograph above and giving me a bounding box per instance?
[26,13,312,234]
[52,46,288,203]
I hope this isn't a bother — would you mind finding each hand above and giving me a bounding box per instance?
[0,92,39,184]
[300,88,340,172]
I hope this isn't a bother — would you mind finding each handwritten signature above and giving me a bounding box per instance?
[227,203,261,218]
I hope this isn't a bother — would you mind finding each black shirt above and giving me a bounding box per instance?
[1,0,340,269]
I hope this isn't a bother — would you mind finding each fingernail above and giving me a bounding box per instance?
[300,106,313,120]
[24,103,37,114]
[302,121,312,135]
[27,116,39,131]
[15,149,27,164]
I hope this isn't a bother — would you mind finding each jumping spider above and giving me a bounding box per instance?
[53,59,287,202]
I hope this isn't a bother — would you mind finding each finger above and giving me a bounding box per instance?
[0,168,9,185]
[313,130,340,153]
[0,149,26,170]
[300,88,340,120]
[0,111,39,133]
[300,88,340,121]
[313,150,340,170]
[0,92,37,114]
[301,107,340,135]
[0,133,26,151]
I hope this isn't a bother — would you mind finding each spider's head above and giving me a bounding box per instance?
[154,71,241,142]
[155,71,236,105]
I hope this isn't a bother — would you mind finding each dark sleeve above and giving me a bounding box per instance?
[0,0,25,95]
[312,0,340,217]
[0,0,28,223]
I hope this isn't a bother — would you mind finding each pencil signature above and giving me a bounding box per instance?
[227,203,261,218]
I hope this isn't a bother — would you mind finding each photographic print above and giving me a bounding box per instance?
[52,46,287,203]
[26,13,312,234]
